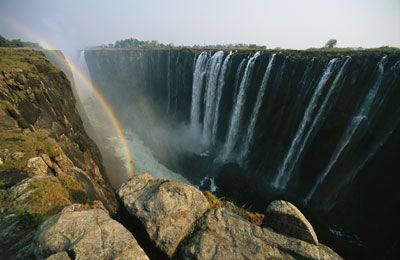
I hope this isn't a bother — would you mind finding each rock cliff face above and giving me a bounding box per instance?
[0,48,343,259]
[0,48,117,258]
[85,48,400,258]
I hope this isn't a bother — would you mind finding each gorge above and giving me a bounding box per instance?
[82,48,400,258]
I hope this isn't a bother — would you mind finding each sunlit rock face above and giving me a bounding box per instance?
[0,48,117,258]
[85,49,400,258]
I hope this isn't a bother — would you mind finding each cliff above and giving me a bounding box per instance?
[0,47,344,259]
[0,48,117,258]
[84,48,400,258]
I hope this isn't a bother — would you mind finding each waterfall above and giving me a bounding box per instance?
[232,59,247,103]
[167,51,171,114]
[274,57,351,189]
[211,51,233,145]
[323,60,400,209]
[190,52,210,131]
[221,52,260,160]
[202,51,225,145]
[239,53,276,162]
[304,56,388,203]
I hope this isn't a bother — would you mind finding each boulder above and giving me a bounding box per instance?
[27,157,48,175]
[34,204,148,260]
[118,173,209,257]
[45,251,70,260]
[180,208,342,260]
[263,200,318,244]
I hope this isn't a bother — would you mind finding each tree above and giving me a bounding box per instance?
[324,39,337,48]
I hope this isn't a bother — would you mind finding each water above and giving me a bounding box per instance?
[202,51,225,145]
[239,53,276,162]
[190,52,210,131]
[304,56,388,203]
[222,52,260,160]
[211,51,233,146]
[323,60,400,208]
[274,57,351,189]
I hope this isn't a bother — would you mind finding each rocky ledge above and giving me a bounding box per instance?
[118,173,342,259]
[0,48,117,258]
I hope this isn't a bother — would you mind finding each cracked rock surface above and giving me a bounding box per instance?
[118,173,209,257]
[33,204,148,260]
[180,208,342,260]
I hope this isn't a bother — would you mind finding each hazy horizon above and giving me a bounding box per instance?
[0,0,399,52]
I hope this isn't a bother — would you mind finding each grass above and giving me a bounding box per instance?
[203,191,264,225]
[19,177,71,220]
[0,101,14,115]
[0,188,10,208]
[57,173,87,203]
[0,130,61,171]
[0,48,60,75]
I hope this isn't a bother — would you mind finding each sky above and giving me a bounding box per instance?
[0,0,399,52]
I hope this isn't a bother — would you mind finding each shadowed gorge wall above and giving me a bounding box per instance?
[85,49,400,258]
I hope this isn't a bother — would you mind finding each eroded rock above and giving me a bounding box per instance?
[180,208,342,260]
[118,173,209,257]
[34,204,148,260]
[263,200,318,245]
[45,251,70,260]
[27,157,48,175]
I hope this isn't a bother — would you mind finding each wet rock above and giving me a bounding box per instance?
[34,204,148,260]
[27,157,48,175]
[118,173,209,257]
[263,200,318,245]
[180,208,342,260]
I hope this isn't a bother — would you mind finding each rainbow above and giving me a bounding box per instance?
[0,13,134,177]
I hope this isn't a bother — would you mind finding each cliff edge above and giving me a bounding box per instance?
[0,48,118,258]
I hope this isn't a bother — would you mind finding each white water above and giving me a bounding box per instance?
[211,51,233,146]
[239,53,276,162]
[190,52,209,131]
[166,51,171,114]
[232,59,247,104]
[274,57,351,189]
[221,52,260,160]
[304,56,388,203]
[202,51,225,145]
[324,60,400,208]
[123,129,189,183]
[78,51,188,187]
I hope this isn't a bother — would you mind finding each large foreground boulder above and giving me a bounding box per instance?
[180,208,341,260]
[263,200,318,245]
[33,204,148,260]
[118,173,209,257]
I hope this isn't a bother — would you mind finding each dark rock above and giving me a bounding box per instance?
[263,200,318,245]
[15,73,27,85]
